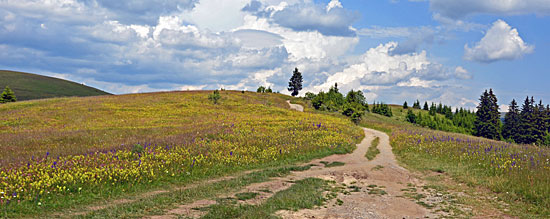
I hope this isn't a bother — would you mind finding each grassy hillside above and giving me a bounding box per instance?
[0,91,363,216]
[0,70,110,101]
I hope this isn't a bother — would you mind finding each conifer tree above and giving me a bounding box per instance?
[0,86,17,103]
[403,101,408,109]
[288,68,303,97]
[518,96,536,144]
[413,100,420,109]
[474,89,501,140]
[534,100,548,144]
[423,101,429,110]
[429,103,437,116]
[502,99,521,142]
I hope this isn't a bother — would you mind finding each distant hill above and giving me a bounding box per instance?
[0,70,110,101]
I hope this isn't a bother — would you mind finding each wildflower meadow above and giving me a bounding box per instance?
[0,91,363,215]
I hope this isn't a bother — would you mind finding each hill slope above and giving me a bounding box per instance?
[0,70,110,101]
[0,91,363,216]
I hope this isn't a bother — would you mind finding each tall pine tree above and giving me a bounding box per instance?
[287,68,303,97]
[518,96,537,144]
[475,89,501,140]
[502,99,521,142]
[534,100,548,144]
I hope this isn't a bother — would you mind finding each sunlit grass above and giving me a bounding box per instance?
[0,91,363,215]
[361,113,550,217]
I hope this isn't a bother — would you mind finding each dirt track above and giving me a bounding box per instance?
[152,127,445,219]
[274,128,434,218]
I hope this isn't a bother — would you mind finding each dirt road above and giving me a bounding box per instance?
[274,128,434,218]
[154,128,450,218]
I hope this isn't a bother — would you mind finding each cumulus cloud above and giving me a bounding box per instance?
[429,0,550,19]
[269,0,359,36]
[0,0,476,106]
[311,42,468,96]
[464,20,534,63]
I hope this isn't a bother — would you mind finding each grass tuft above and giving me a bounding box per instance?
[365,137,380,160]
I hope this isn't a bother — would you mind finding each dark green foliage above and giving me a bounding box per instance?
[0,86,17,103]
[534,100,548,145]
[0,70,109,101]
[474,89,501,140]
[311,84,345,112]
[208,90,221,104]
[518,97,537,144]
[256,86,273,93]
[452,108,476,134]
[503,99,521,142]
[304,92,316,100]
[423,101,429,110]
[403,101,408,109]
[412,100,421,109]
[412,110,474,134]
[309,86,368,123]
[288,68,303,97]
[406,104,476,135]
[406,109,416,123]
[372,102,392,117]
[429,103,437,116]
[510,97,550,145]
[342,89,369,123]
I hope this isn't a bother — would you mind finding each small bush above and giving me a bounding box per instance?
[208,90,221,104]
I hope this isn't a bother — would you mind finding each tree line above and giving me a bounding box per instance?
[405,100,476,134]
[405,89,550,146]
[474,89,550,145]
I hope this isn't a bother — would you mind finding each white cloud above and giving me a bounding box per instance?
[397,77,436,88]
[454,66,471,79]
[464,20,534,63]
[269,0,359,36]
[0,0,484,106]
[181,0,249,32]
[500,104,509,112]
[238,14,359,61]
[429,0,550,19]
[326,0,343,12]
[310,42,466,95]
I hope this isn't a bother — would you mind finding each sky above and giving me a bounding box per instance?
[1,0,549,110]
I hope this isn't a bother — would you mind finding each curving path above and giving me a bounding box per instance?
[153,128,441,218]
[275,128,433,218]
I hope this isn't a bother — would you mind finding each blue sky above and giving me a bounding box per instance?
[1,0,549,110]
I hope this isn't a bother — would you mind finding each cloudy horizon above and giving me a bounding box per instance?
[1,0,549,110]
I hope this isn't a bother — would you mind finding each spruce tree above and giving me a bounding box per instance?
[474,89,501,140]
[0,86,17,103]
[287,68,303,97]
[534,100,547,144]
[423,101,429,110]
[403,101,408,109]
[502,99,520,142]
[413,100,420,109]
[518,97,536,144]
[429,103,437,116]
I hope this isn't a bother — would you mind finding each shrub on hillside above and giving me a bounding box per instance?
[208,90,221,104]
[0,86,17,103]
